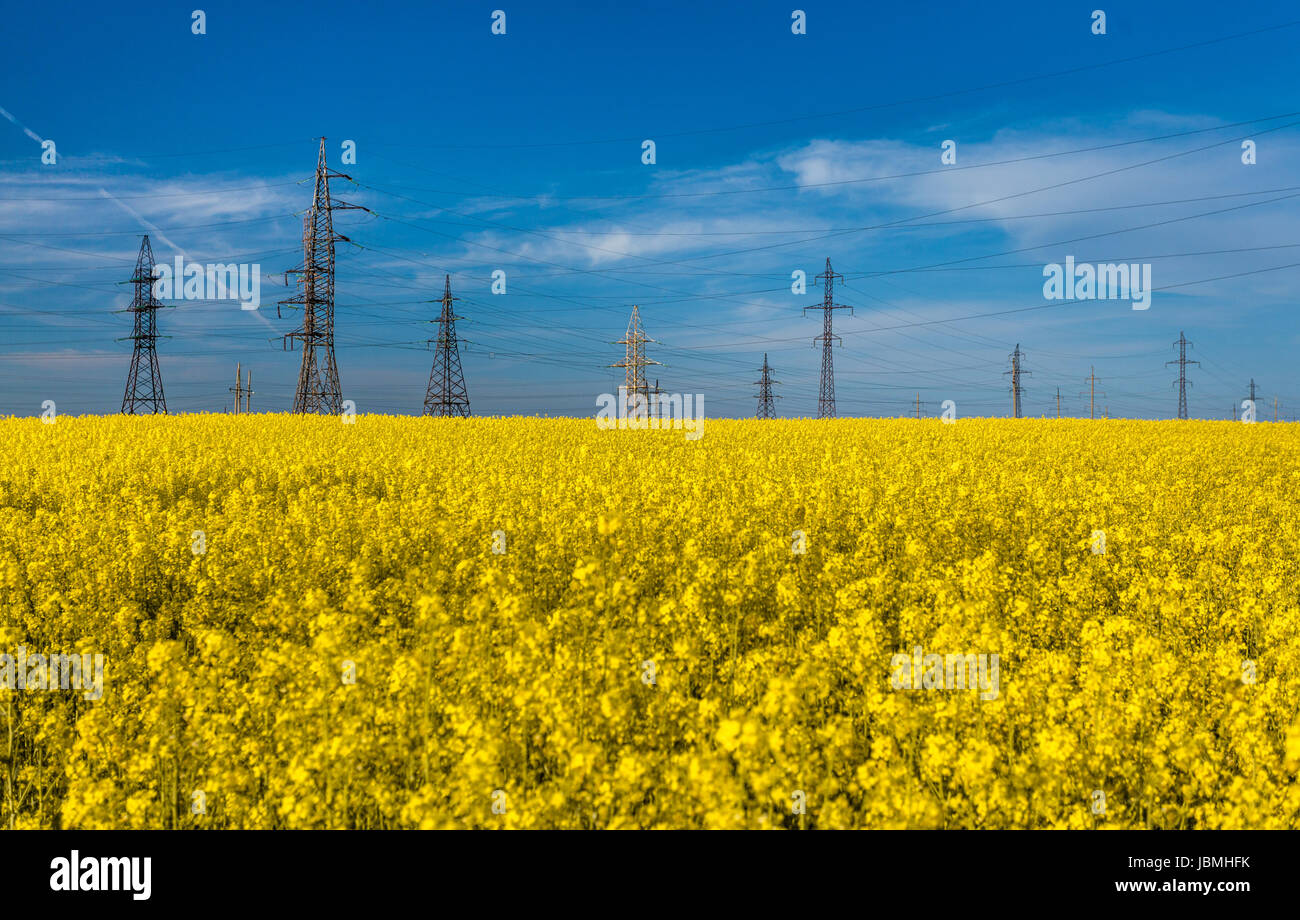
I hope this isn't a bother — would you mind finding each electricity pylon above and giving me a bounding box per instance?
[1166,331,1198,419]
[424,275,471,417]
[755,353,780,418]
[1080,366,1104,419]
[280,137,365,414]
[803,258,853,418]
[611,305,660,417]
[1005,344,1029,418]
[1055,386,1062,418]
[121,235,168,415]
[229,362,253,414]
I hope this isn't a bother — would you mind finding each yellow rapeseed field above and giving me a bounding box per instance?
[0,414,1297,829]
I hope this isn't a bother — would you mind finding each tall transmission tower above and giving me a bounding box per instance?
[1004,344,1029,418]
[121,235,168,415]
[803,258,853,418]
[1080,366,1105,419]
[424,275,471,417]
[229,362,253,414]
[1246,378,1259,406]
[1166,331,1198,419]
[755,353,780,419]
[611,305,660,417]
[279,138,365,414]
[1055,386,1062,418]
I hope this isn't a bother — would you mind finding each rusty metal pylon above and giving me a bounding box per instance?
[611,305,660,416]
[279,137,365,413]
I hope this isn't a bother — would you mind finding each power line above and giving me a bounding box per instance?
[364,20,1300,149]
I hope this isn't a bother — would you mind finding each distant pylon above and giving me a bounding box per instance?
[424,275,471,417]
[280,137,365,414]
[914,393,922,419]
[1166,331,1198,419]
[1056,386,1061,418]
[611,305,660,417]
[1005,344,1029,418]
[121,235,167,415]
[755,353,780,419]
[650,379,663,421]
[803,258,853,418]
[229,363,253,414]
[1246,378,1259,406]
[1081,366,1105,420]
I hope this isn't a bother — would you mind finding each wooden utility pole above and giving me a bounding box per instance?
[230,363,253,414]
[1080,367,1103,420]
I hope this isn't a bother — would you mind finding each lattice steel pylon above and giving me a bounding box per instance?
[424,274,470,416]
[1004,343,1030,418]
[121,235,167,414]
[279,137,364,414]
[804,258,853,418]
[611,305,660,416]
[1166,331,1198,419]
[755,353,780,418]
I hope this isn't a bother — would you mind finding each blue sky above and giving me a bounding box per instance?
[1,0,1298,418]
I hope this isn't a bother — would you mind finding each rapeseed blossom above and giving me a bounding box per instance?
[0,414,1296,829]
